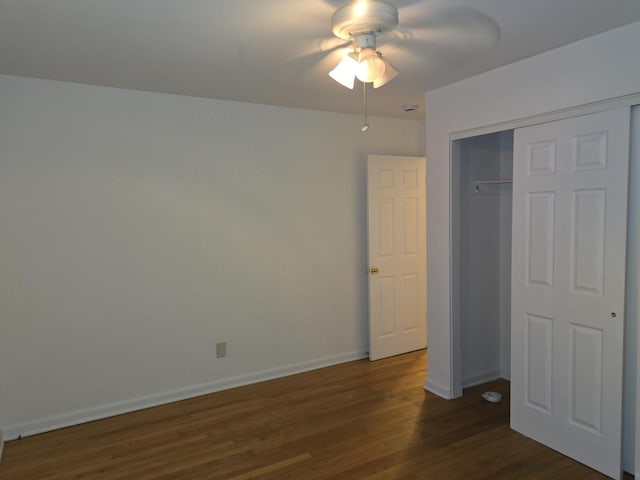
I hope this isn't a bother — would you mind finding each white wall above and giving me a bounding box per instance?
[498,134,513,380]
[424,20,640,398]
[0,75,425,439]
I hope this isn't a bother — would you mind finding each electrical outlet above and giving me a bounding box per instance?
[216,342,227,358]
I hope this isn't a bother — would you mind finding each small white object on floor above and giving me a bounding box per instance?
[482,391,502,403]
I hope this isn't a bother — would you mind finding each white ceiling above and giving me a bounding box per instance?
[2,0,640,119]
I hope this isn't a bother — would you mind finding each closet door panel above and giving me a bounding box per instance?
[511,107,630,480]
[570,189,605,295]
[526,191,555,288]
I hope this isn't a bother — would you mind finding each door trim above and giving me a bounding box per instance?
[629,106,640,477]
[451,92,640,142]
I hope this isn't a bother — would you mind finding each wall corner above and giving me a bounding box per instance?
[424,377,453,399]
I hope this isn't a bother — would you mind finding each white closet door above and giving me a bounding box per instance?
[511,108,630,479]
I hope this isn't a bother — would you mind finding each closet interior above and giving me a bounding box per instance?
[453,130,514,387]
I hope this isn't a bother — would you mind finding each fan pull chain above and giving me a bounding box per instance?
[362,81,370,132]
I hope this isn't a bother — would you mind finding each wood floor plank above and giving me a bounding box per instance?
[0,350,628,479]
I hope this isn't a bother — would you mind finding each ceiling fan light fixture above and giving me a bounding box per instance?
[328,0,403,129]
[372,55,398,88]
[329,52,359,89]
[356,47,386,83]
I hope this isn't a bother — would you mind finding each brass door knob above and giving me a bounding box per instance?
[369,267,380,275]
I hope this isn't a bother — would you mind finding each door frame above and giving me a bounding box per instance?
[448,95,640,474]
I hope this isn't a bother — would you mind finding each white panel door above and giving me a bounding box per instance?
[511,108,630,479]
[367,155,427,361]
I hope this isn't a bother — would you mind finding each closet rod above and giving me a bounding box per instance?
[473,179,512,193]
[474,179,512,185]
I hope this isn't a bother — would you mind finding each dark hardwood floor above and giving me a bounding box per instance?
[0,350,625,479]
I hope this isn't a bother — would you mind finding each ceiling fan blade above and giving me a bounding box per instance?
[398,6,500,47]
[239,36,350,75]
[379,6,500,68]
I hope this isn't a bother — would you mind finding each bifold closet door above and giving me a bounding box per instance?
[510,108,630,479]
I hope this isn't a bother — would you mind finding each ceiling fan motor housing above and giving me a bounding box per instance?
[331,1,399,40]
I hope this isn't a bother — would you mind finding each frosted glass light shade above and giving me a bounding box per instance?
[373,56,398,88]
[329,52,359,89]
[355,48,386,83]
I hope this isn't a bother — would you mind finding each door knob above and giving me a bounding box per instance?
[369,266,380,275]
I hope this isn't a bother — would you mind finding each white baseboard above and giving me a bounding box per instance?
[424,377,453,399]
[4,350,367,440]
[462,369,502,389]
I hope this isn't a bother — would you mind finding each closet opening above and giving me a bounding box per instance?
[448,105,639,476]
[451,130,514,395]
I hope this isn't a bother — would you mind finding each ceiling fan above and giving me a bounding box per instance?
[239,0,500,125]
[328,0,401,89]
[324,1,501,105]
